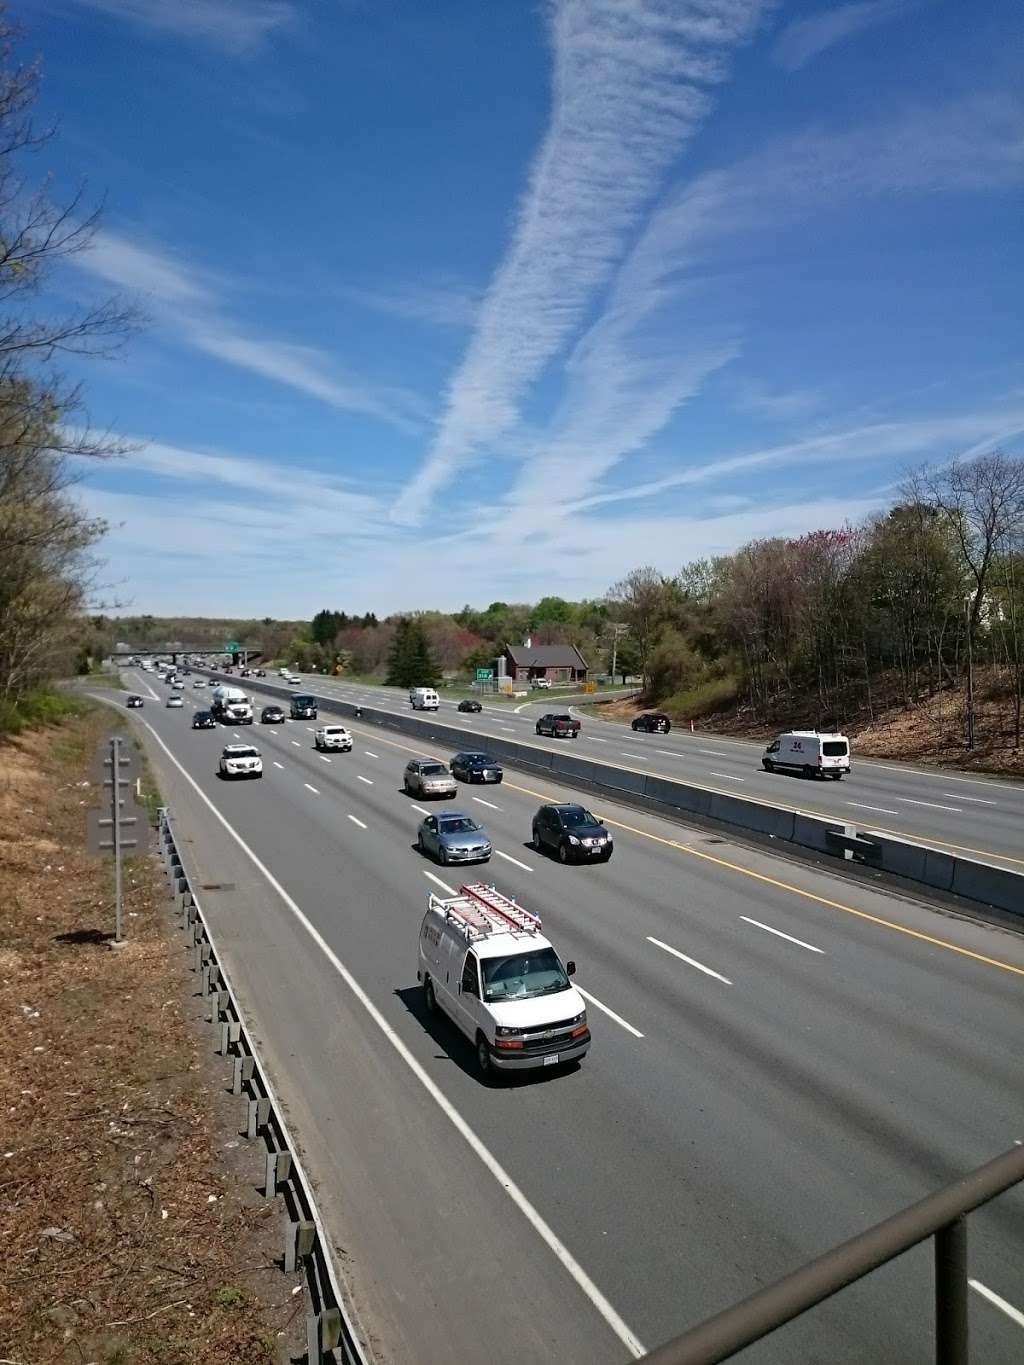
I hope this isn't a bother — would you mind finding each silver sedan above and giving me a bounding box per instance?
[417,812,492,865]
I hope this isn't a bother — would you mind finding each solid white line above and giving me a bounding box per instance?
[945,793,997,805]
[319,755,332,763]
[272,761,284,769]
[899,797,962,812]
[364,750,379,758]
[847,801,899,815]
[473,797,502,811]
[647,936,732,986]
[495,850,533,872]
[423,870,459,897]
[357,774,373,785]
[740,917,824,954]
[710,772,745,782]
[304,783,320,795]
[969,1280,1024,1329]
[347,814,367,829]
[411,805,429,817]
[574,987,645,1039]
[130,719,641,1350]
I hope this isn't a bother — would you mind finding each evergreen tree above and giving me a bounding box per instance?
[385,618,415,686]
[408,619,440,687]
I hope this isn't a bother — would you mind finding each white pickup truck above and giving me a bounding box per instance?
[314,724,352,752]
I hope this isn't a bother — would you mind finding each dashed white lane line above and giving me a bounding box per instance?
[740,916,824,954]
[291,740,301,747]
[588,736,608,743]
[364,750,379,758]
[945,793,997,805]
[495,850,533,872]
[898,797,962,813]
[574,986,645,1039]
[306,726,315,732]
[423,870,458,896]
[847,801,899,815]
[232,732,241,740]
[410,804,429,817]
[647,936,732,986]
[620,751,649,762]
[710,771,745,782]
[269,729,279,735]
[473,796,502,811]
[272,761,284,769]
[347,814,367,829]
[304,783,320,795]
[357,774,373,785]
[319,755,332,763]
[969,1280,1024,1330]
[656,749,680,757]
[698,748,731,757]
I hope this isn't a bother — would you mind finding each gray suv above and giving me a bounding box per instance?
[403,758,457,799]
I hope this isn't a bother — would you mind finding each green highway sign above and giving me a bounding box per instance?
[476,668,494,680]
[224,640,241,653]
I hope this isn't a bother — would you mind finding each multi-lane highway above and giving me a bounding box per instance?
[111,669,1024,1364]
[266,674,1024,873]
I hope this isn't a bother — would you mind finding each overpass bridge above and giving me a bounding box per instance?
[110,641,263,665]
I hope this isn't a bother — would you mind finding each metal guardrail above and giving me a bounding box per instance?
[157,808,370,1365]
[638,1141,1024,1365]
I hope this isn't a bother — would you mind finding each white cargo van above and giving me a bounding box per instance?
[417,883,589,1078]
[763,730,851,779]
[409,686,440,711]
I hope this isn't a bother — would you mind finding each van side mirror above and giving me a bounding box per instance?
[566,960,576,976]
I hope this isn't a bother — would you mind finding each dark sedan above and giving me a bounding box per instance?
[532,803,613,864]
[457,698,482,713]
[260,705,285,724]
[192,711,216,729]
[450,751,503,783]
[631,712,672,734]
[125,694,144,708]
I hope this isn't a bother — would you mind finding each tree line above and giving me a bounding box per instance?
[0,8,133,731]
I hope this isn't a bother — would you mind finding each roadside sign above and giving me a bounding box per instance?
[224,640,240,653]
[476,668,494,680]
[583,681,597,693]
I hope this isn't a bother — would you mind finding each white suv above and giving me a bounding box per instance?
[218,744,263,779]
[314,724,352,752]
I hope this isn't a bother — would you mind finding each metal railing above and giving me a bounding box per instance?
[639,1142,1024,1365]
[158,808,369,1365]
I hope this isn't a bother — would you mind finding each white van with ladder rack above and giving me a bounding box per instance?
[417,882,590,1078]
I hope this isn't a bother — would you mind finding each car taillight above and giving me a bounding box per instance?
[571,1024,588,1038]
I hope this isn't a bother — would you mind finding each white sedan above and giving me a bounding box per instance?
[193,679,206,688]
[218,744,263,779]
[166,695,184,709]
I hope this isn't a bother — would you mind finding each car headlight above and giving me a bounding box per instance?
[495,1026,522,1038]
[568,835,580,845]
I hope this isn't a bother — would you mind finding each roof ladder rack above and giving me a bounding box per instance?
[460,882,543,933]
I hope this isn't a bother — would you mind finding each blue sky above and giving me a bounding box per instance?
[30,0,1024,616]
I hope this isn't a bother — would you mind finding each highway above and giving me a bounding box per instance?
[257,673,1024,874]
[113,669,1024,1364]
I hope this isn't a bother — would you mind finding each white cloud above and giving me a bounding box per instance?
[734,382,826,420]
[772,0,905,72]
[62,0,296,56]
[339,278,482,329]
[75,231,427,430]
[390,0,772,524]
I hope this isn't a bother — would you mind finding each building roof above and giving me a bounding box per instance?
[503,643,589,669]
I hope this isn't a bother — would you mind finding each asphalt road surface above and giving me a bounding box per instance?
[258,673,1024,874]
[108,671,1024,1364]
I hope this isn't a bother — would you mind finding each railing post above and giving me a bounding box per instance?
[935,1216,968,1365]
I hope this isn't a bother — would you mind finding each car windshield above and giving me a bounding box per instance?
[823,740,848,756]
[481,948,570,1001]
[230,748,259,759]
[421,764,447,776]
[463,754,489,764]
[560,807,597,828]
[439,817,479,834]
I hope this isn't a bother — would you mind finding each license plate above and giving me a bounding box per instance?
[543,1053,559,1066]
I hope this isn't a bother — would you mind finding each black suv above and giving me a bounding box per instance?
[290,695,318,720]
[192,711,216,729]
[450,752,503,784]
[457,698,482,713]
[631,712,671,734]
[260,705,285,724]
[532,804,613,864]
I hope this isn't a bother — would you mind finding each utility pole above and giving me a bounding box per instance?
[608,622,629,683]
[964,596,976,751]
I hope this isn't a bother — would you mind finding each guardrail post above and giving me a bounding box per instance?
[307,1307,342,1364]
[209,988,229,1023]
[232,1053,255,1094]
[935,1216,968,1365]
[247,1095,271,1139]
[219,1020,241,1055]
[265,1149,292,1198]
[284,1218,316,1273]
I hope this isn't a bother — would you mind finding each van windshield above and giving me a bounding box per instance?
[481,948,569,1001]
[823,740,848,756]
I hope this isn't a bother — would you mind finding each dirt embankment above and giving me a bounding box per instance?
[1,707,305,1364]
[584,684,1024,779]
